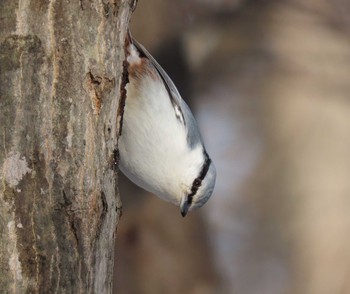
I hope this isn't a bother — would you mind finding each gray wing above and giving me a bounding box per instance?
[131,36,203,148]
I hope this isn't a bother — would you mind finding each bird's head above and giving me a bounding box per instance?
[178,149,216,217]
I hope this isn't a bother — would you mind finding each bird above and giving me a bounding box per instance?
[118,32,216,217]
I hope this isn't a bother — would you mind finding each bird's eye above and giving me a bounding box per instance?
[193,178,201,187]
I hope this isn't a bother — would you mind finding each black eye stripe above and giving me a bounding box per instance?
[194,179,201,187]
[198,151,211,182]
[187,195,193,205]
[187,150,211,205]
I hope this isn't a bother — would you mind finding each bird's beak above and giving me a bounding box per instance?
[180,198,189,217]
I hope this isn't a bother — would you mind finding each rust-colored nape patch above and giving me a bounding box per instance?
[128,57,159,82]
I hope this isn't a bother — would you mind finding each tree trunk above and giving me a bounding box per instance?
[0,0,132,292]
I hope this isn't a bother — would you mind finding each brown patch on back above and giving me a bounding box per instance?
[128,57,159,82]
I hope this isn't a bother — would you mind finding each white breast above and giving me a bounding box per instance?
[118,72,199,204]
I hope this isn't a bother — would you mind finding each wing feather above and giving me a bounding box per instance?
[127,32,203,148]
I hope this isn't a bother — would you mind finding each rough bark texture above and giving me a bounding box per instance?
[0,0,132,292]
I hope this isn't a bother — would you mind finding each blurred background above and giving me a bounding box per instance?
[114,0,350,293]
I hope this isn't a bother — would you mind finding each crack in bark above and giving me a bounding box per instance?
[117,59,129,136]
[112,148,119,171]
[86,71,115,115]
[60,190,80,247]
[94,191,108,241]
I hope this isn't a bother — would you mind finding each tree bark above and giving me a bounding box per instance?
[0,0,132,292]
